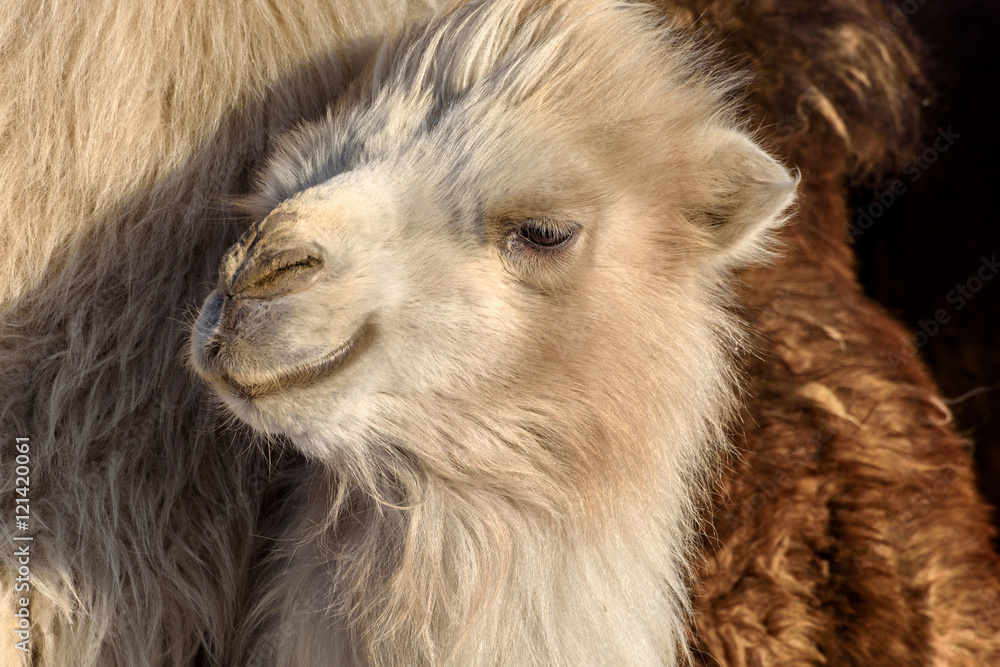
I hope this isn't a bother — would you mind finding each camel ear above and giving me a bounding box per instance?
[690,129,798,267]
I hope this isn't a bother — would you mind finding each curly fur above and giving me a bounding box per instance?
[668,1,1000,664]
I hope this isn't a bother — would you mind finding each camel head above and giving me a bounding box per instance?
[190,0,796,506]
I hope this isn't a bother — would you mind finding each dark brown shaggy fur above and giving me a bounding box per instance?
[664,1,1000,663]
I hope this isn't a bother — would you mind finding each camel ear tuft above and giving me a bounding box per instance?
[690,129,798,268]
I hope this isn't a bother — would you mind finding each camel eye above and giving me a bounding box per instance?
[498,217,581,285]
[515,219,577,250]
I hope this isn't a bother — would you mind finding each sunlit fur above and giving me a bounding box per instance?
[189,1,796,664]
[0,1,436,664]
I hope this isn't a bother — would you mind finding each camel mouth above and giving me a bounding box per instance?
[217,319,376,400]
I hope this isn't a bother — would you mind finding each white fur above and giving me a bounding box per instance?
[190,1,796,664]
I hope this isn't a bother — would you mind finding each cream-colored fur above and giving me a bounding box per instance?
[190,1,796,664]
[0,0,436,664]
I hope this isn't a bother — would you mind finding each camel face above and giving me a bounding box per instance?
[191,165,542,448]
[191,0,797,473]
[190,139,667,460]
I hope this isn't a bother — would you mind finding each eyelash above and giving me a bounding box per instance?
[507,218,580,255]
[516,219,576,249]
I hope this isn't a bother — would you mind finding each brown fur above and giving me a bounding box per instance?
[666,1,1000,664]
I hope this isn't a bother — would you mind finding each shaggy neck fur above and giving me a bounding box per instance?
[244,276,745,666]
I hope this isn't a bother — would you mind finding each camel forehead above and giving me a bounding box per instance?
[267,128,594,244]
[250,1,734,225]
[257,68,624,220]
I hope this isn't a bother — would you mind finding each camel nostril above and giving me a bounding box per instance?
[229,245,326,300]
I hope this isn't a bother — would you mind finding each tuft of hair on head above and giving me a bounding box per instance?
[246,0,798,277]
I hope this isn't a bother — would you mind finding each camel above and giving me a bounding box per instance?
[5,0,1000,665]
[189,1,796,663]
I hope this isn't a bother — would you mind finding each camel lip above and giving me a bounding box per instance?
[216,318,375,401]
